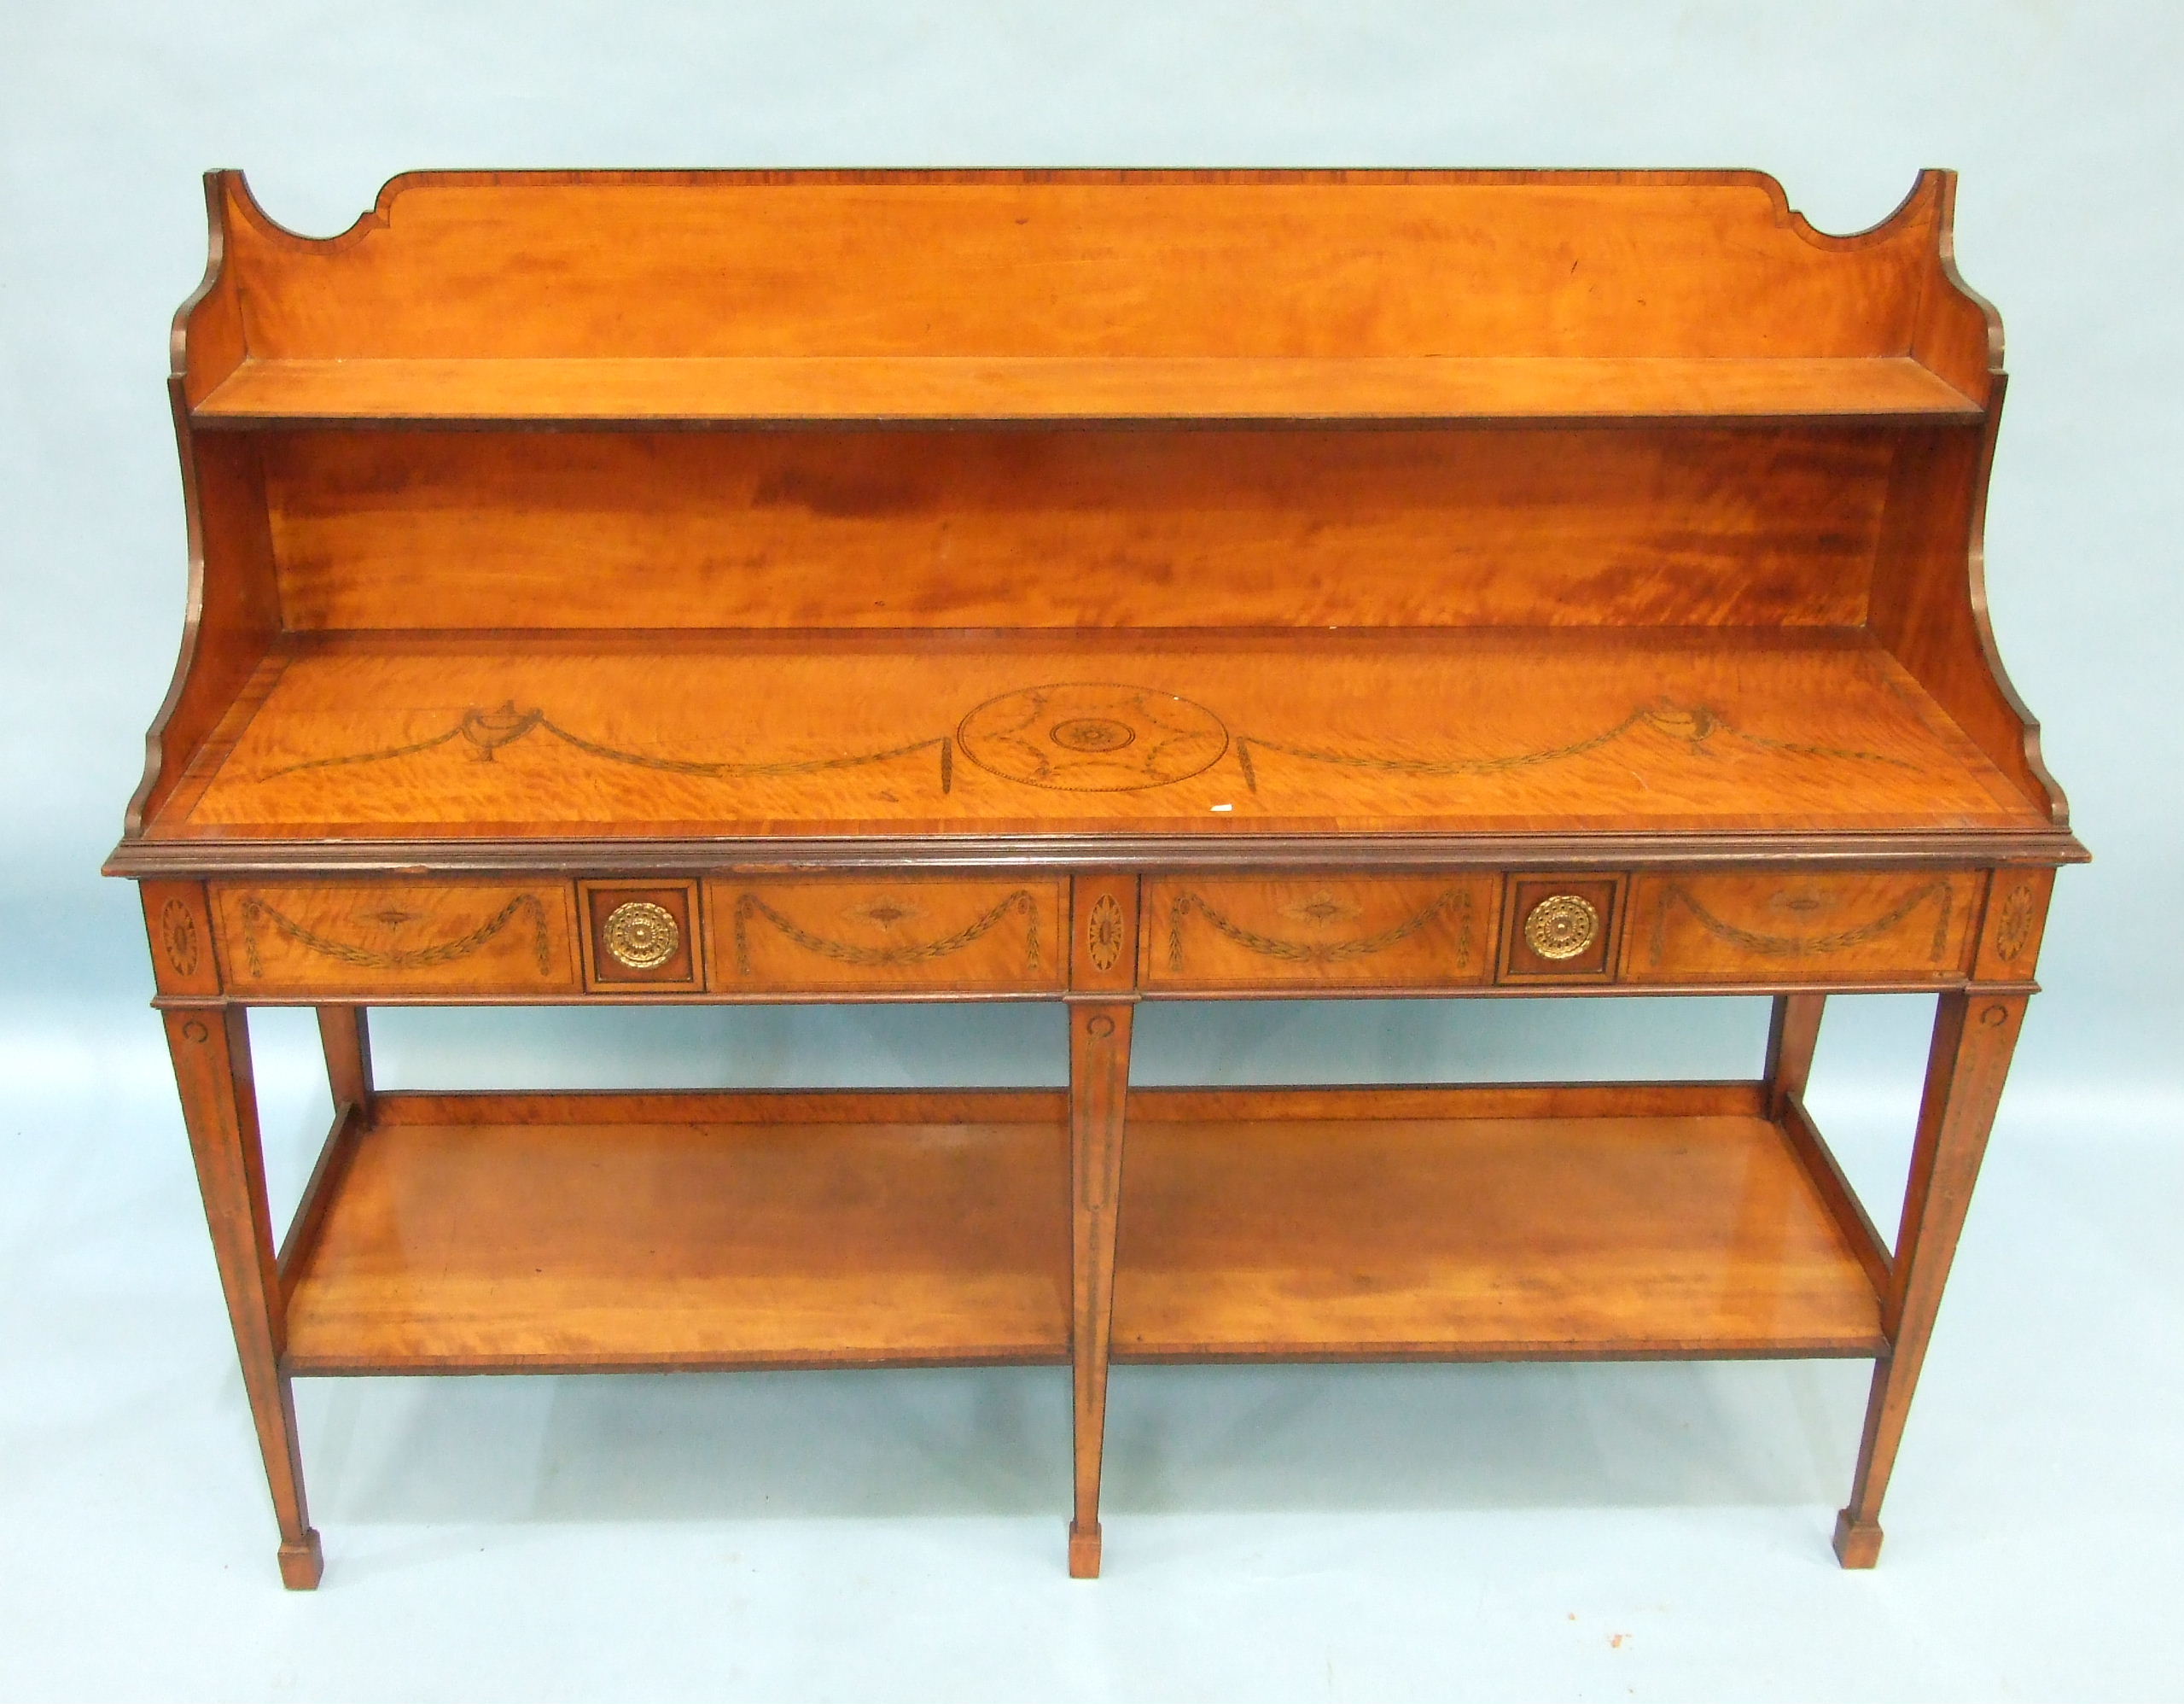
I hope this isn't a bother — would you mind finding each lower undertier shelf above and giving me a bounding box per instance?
[277,1084,1887,1374]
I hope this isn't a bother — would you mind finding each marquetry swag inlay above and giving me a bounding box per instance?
[731,889,1044,977]
[1167,887,1474,971]
[1648,880,1957,963]
[253,691,1918,802]
[235,893,554,977]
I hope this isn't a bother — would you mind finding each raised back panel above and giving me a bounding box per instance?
[264,425,1893,631]
[213,170,1958,365]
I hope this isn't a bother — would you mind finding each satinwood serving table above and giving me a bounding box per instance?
[108,167,2082,1585]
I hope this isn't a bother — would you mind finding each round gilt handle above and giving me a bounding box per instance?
[603,900,679,970]
[1523,894,1599,961]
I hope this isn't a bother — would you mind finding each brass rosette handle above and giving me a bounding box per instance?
[604,901,679,970]
[1523,894,1599,960]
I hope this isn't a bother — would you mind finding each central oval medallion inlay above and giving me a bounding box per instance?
[958,684,1228,791]
[1050,717,1138,754]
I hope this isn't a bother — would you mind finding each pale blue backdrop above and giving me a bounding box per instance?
[3,4,2177,1700]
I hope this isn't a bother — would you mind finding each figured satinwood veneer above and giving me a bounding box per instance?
[1624,869,1984,985]
[1143,874,1498,991]
[277,1084,1881,1373]
[192,353,1982,426]
[250,424,1912,633]
[1110,1084,1884,1359]
[149,629,2041,843]
[282,1091,1071,1371]
[210,878,579,997]
[705,876,1065,995]
[117,167,2083,1585]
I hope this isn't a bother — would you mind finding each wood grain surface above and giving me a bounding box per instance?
[704,875,1065,993]
[159,630,2042,840]
[125,166,2075,1580]
[208,169,1976,371]
[1111,1084,1885,1359]
[255,424,1906,633]
[210,879,579,996]
[282,1091,1072,1371]
[195,353,1979,425]
[1144,874,1496,989]
[277,1084,1884,1371]
[1623,869,1983,984]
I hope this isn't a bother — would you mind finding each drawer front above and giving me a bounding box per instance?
[704,877,1067,994]
[1622,871,1983,985]
[1143,876,1497,989]
[211,880,580,997]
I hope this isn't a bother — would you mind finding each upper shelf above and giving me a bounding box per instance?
[190,353,1982,428]
[174,170,2006,419]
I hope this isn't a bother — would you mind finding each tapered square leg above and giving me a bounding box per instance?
[165,1007,323,1589]
[1068,1522,1104,1579]
[279,1532,326,1590]
[1834,991,2025,1567]
[1765,993,1826,1116]
[1832,1510,1884,1568]
[1068,1001,1132,1579]
[316,1004,373,1113]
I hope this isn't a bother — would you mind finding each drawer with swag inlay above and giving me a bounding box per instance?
[209,880,582,998]
[1621,870,1986,985]
[1143,875,1500,991]
[702,876,1068,995]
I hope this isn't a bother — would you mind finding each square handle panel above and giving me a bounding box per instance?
[580,881,702,990]
[1499,875,1627,983]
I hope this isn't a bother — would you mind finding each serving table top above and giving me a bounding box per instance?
[138,629,2043,857]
